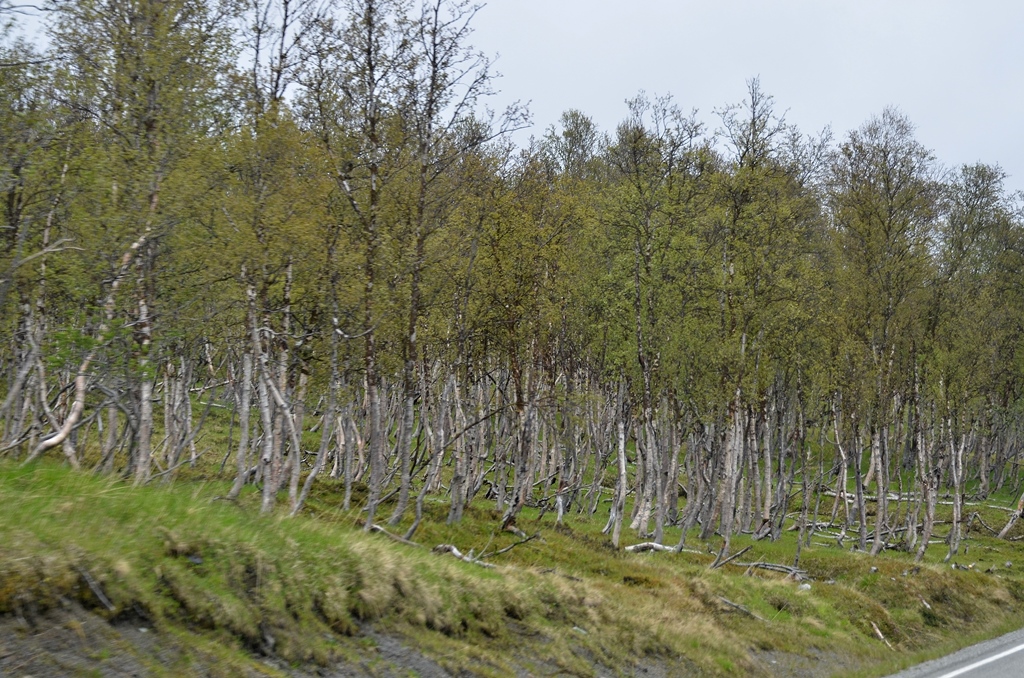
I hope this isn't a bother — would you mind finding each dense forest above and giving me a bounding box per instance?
[3,0,1024,569]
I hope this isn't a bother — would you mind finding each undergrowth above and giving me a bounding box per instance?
[4,461,1024,677]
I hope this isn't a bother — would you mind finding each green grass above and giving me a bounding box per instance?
[5,457,1024,676]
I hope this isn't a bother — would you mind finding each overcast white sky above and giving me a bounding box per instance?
[471,0,1024,193]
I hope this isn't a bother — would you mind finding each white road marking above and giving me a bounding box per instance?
[936,642,1024,678]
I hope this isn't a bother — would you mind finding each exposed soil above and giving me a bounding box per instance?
[1,601,173,678]
[0,601,864,678]
[0,602,452,678]
[0,608,699,678]
[751,648,866,677]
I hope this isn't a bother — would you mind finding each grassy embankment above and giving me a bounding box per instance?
[4,449,1024,676]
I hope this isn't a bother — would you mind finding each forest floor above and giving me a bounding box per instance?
[4,461,1024,677]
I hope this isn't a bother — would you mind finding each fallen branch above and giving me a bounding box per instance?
[711,545,753,570]
[950,501,1014,512]
[625,542,676,553]
[432,544,495,568]
[148,445,212,481]
[871,621,894,650]
[821,490,1013,512]
[370,524,421,547]
[734,561,808,580]
[480,532,539,559]
[539,568,583,582]
[504,524,529,539]
[965,512,999,536]
[718,596,768,622]
[624,541,704,555]
[743,559,765,577]
[787,521,838,531]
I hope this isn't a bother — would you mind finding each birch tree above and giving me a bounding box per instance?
[31,0,236,479]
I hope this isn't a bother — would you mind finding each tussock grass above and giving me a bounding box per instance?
[0,463,569,674]
[5,460,1024,676]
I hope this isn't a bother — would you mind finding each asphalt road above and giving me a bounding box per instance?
[886,626,1024,678]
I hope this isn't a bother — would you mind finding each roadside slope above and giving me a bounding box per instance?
[4,463,1024,677]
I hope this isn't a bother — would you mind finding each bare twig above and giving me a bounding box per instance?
[76,567,115,612]
[965,511,999,536]
[432,544,495,568]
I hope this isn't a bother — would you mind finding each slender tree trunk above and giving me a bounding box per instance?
[227,351,253,500]
[945,423,968,562]
[405,376,450,541]
[997,487,1024,539]
[98,404,119,473]
[853,420,869,551]
[762,401,773,526]
[288,369,309,511]
[447,379,469,525]
[133,290,154,484]
[870,424,889,555]
[677,427,704,549]
[712,393,743,563]
[916,410,939,562]
[795,406,810,568]
[292,329,340,517]
[610,383,628,547]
